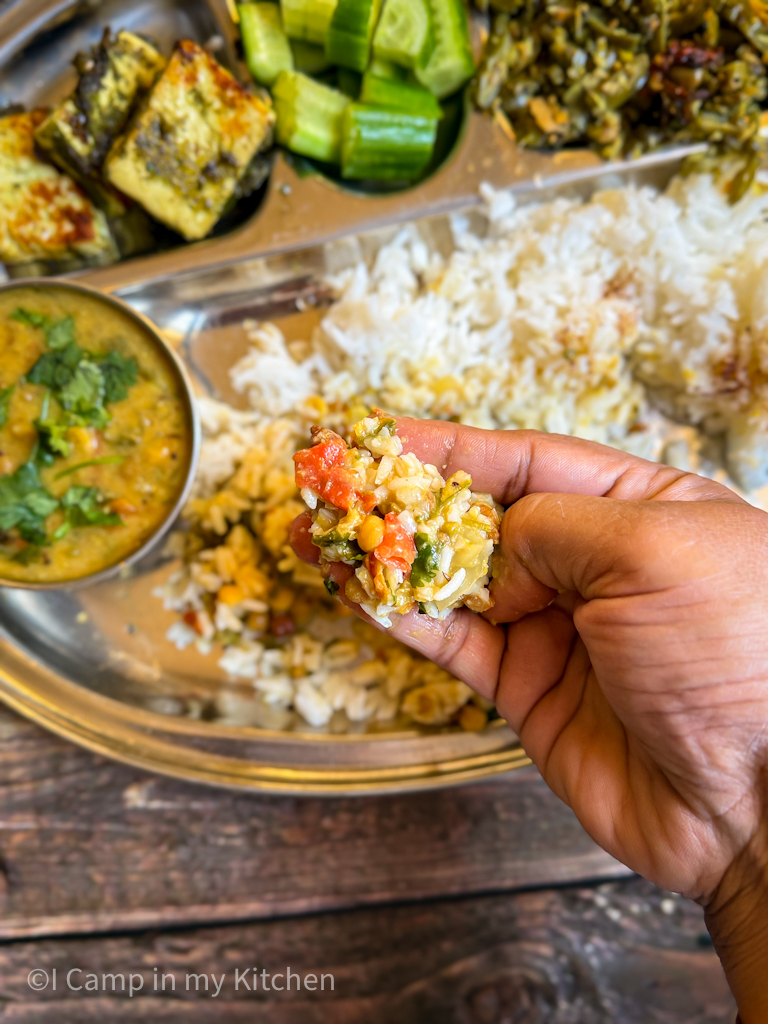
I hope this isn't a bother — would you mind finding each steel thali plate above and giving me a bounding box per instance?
[0,0,705,793]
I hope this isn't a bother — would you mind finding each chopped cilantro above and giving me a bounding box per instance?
[410,533,440,587]
[59,360,105,416]
[11,308,78,351]
[19,305,140,446]
[45,315,76,351]
[35,412,72,461]
[0,463,59,545]
[11,308,49,329]
[0,385,13,428]
[27,341,83,390]
[98,351,139,404]
[61,486,122,528]
[324,578,339,596]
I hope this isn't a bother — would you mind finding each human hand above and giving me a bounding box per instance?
[291,421,768,1020]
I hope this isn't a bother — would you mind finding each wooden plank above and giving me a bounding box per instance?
[0,879,735,1022]
[0,705,629,939]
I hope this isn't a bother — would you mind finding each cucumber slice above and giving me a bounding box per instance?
[341,103,437,180]
[373,0,434,70]
[337,67,362,99]
[273,70,349,163]
[368,57,407,80]
[360,72,442,119]
[415,0,475,99]
[281,0,338,45]
[325,0,383,72]
[238,4,293,86]
[290,39,331,74]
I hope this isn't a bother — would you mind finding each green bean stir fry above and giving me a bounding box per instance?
[473,0,768,198]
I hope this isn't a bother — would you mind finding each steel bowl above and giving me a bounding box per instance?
[0,278,201,590]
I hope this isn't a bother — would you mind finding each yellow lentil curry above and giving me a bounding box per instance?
[0,285,192,583]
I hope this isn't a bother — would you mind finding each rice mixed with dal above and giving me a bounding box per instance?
[157,174,768,731]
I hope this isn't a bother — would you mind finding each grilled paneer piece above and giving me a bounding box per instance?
[34,29,165,210]
[0,110,115,267]
[104,40,275,241]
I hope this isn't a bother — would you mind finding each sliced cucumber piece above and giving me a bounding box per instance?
[238,4,293,86]
[341,103,437,180]
[373,0,434,69]
[273,70,349,163]
[337,66,362,99]
[290,39,331,74]
[415,0,475,99]
[360,72,442,119]
[281,0,338,45]
[325,0,383,72]
[368,56,407,80]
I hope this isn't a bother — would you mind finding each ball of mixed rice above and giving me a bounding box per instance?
[294,412,502,626]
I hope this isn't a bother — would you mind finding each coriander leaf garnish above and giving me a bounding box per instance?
[12,308,78,351]
[61,486,122,528]
[45,315,76,351]
[54,455,125,480]
[28,341,83,391]
[11,308,49,329]
[0,385,14,428]
[98,351,139,404]
[35,412,72,461]
[0,463,59,545]
[59,360,105,416]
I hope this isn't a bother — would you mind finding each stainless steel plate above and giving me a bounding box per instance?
[0,148,702,793]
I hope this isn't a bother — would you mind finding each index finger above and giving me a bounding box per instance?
[395,420,737,505]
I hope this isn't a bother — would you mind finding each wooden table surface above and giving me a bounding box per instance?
[0,703,736,1022]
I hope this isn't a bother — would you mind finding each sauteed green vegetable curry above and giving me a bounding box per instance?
[0,285,191,583]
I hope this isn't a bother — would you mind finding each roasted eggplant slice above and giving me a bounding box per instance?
[34,30,165,213]
[104,40,275,241]
[0,110,116,267]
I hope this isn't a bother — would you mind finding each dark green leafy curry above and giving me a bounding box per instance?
[473,0,768,199]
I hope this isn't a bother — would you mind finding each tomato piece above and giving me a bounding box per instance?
[294,433,373,511]
[374,513,416,575]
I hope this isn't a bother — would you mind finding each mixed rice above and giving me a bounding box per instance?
[296,412,501,626]
[156,173,768,732]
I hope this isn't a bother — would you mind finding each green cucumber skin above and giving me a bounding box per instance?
[373,0,434,70]
[415,0,475,99]
[273,70,349,163]
[325,0,383,72]
[341,104,437,179]
[290,39,331,74]
[238,4,293,86]
[281,0,339,45]
[359,73,442,119]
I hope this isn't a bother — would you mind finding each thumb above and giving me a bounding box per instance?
[488,492,730,624]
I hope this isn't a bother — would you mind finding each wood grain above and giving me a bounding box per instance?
[0,879,735,1022]
[0,705,629,939]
